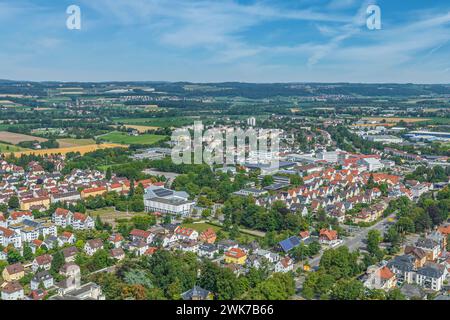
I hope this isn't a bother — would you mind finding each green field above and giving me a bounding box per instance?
[98,131,167,145]
[181,222,258,244]
[0,142,29,152]
[114,117,205,128]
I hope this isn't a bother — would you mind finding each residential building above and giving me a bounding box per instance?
[1,281,24,300]
[84,239,104,256]
[224,248,247,265]
[2,263,25,282]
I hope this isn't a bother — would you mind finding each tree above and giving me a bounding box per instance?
[106,167,112,180]
[396,216,415,234]
[7,248,22,264]
[8,195,19,209]
[23,243,34,261]
[95,215,104,230]
[308,241,321,256]
[51,251,65,274]
[261,175,274,187]
[331,279,364,300]
[131,215,156,230]
[128,179,135,197]
[367,230,383,260]
[386,288,406,300]
[292,243,309,262]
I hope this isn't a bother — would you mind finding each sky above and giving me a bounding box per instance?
[0,0,450,83]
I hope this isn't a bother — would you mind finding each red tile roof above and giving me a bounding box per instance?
[34,254,53,266]
[319,229,338,241]
[225,248,246,259]
[378,266,395,280]
[130,229,151,239]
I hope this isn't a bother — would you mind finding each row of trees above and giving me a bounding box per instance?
[89,250,295,300]
[302,246,404,300]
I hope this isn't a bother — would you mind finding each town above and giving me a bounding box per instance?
[0,82,448,301]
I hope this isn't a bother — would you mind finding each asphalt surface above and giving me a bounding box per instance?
[307,213,396,268]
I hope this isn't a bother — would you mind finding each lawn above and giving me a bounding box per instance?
[0,142,29,153]
[88,207,140,228]
[98,131,167,145]
[114,117,202,128]
[181,222,259,244]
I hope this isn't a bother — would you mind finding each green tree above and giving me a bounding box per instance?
[23,243,34,261]
[7,248,23,264]
[331,279,364,300]
[106,167,112,180]
[8,195,19,209]
[261,175,274,187]
[51,251,65,274]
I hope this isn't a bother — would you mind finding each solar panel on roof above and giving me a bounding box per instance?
[153,188,173,197]
[279,239,293,252]
[289,236,301,246]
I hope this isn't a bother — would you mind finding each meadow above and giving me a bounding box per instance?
[98,131,167,145]
[114,117,200,128]
[0,142,29,153]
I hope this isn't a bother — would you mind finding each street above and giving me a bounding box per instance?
[307,213,396,268]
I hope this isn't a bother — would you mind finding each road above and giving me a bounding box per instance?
[306,213,396,268]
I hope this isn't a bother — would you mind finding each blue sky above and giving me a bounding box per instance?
[0,0,450,83]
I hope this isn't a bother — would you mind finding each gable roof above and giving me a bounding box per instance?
[5,263,24,275]
[34,254,53,266]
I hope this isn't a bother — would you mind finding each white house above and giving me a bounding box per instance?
[275,257,294,273]
[1,282,24,300]
[84,239,104,256]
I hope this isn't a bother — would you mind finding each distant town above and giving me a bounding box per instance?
[0,81,449,301]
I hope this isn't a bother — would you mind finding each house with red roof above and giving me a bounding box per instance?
[72,212,95,230]
[364,265,396,291]
[199,228,217,244]
[319,229,341,247]
[80,186,107,199]
[108,233,124,248]
[129,229,153,244]
[110,248,125,261]
[8,211,33,224]
[275,256,294,273]
[174,226,199,241]
[58,231,76,246]
[32,254,53,272]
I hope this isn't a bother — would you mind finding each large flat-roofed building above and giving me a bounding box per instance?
[144,186,195,216]
[405,131,450,142]
[365,135,403,144]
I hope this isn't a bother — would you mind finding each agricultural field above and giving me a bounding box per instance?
[10,143,125,157]
[120,124,160,133]
[114,116,199,128]
[98,131,167,145]
[0,142,29,153]
[362,117,431,123]
[56,138,96,148]
[0,131,47,144]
